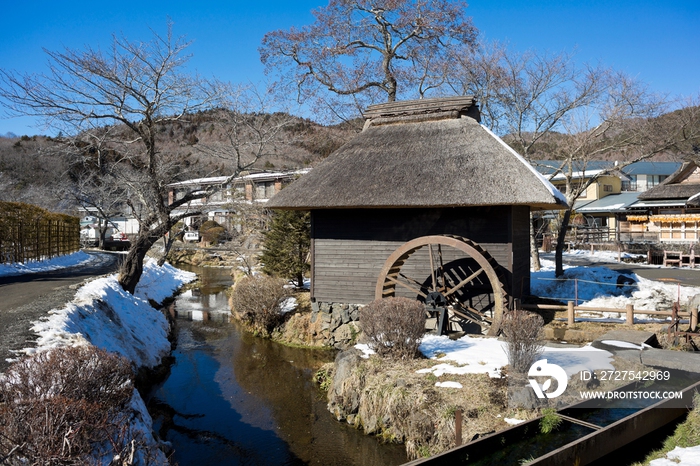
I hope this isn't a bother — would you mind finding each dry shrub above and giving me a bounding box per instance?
[0,346,140,465]
[359,297,426,360]
[230,274,291,336]
[501,310,544,373]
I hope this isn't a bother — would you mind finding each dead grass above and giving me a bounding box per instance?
[545,311,668,338]
[329,355,540,460]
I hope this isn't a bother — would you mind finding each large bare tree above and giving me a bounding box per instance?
[260,0,478,122]
[0,25,289,293]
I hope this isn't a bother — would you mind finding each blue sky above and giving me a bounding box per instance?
[1,0,698,135]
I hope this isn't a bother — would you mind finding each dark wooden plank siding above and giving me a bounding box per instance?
[510,206,531,298]
[312,207,521,304]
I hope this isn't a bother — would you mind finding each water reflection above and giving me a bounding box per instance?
[149,266,407,466]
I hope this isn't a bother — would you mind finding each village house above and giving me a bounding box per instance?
[625,161,700,245]
[167,169,307,235]
[535,161,681,243]
[267,96,567,337]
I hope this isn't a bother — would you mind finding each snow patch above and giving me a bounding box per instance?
[0,251,96,277]
[435,381,463,389]
[649,445,700,466]
[23,260,195,369]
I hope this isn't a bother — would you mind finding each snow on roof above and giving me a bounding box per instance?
[168,169,310,188]
[574,192,640,212]
[550,169,607,181]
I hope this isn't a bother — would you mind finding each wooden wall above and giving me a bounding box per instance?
[311,206,531,304]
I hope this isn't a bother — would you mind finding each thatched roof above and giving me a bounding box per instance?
[268,97,568,210]
[638,162,700,202]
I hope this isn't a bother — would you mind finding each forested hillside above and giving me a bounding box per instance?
[0,110,358,212]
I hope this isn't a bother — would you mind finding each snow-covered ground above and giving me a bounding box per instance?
[5,248,700,463]
[650,446,700,466]
[533,252,700,314]
[19,260,196,368]
[3,257,196,465]
[0,250,98,277]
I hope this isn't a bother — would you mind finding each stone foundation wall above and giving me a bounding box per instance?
[311,301,363,349]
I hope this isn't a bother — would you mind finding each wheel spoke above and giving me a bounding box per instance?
[450,306,491,329]
[428,244,438,292]
[451,300,493,323]
[437,244,447,292]
[444,267,485,297]
[385,274,427,298]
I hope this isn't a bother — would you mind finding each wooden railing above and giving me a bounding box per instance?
[522,302,699,332]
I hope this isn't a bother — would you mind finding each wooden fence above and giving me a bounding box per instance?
[522,302,699,332]
[0,202,80,264]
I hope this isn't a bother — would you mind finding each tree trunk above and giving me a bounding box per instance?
[118,233,160,294]
[98,220,108,249]
[530,212,541,272]
[554,209,572,277]
[158,235,175,267]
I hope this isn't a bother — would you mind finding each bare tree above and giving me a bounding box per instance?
[60,127,128,249]
[0,25,288,293]
[260,0,478,122]
[542,88,700,275]
[450,45,700,275]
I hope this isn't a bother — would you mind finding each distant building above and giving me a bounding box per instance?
[626,162,700,243]
[168,169,308,231]
[534,161,681,243]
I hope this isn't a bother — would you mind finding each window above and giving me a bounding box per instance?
[621,175,637,191]
[603,184,613,192]
[648,175,668,188]
[659,221,699,242]
[209,190,223,202]
[255,182,266,199]
[265,181,276,198]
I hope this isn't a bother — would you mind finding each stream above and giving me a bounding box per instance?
[147,266,408,466]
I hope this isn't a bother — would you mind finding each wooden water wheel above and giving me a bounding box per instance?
[374,235,508,336]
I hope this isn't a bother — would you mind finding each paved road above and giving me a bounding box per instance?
[540,252,700,287]
[0,251,122,372]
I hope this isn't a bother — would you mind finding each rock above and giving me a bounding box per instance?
[341,306,351,324]
[327,348,363,419]
[310,302,320,323]
[687,293,700,313]
[330,309,342,332]
[332,322,359,349]
[508,385,539,410]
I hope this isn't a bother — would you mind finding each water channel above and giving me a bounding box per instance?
[147,265,408,466]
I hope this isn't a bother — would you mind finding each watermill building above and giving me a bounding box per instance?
[267,96,567,336]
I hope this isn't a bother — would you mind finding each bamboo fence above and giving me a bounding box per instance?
[0,201,80,265]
